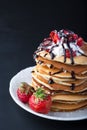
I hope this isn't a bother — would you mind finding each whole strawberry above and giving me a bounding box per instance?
[29,88,52,114]
[77,37,84,47]
[17,82,33,103]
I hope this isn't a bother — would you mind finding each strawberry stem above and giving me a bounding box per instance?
[35,88,46,100]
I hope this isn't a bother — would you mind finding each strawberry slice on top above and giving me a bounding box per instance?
[49,30,60,43]
[65,49,76,58]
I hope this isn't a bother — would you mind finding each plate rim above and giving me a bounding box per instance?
[9,66,87,121]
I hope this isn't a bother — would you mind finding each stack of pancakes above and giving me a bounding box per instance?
[31,29,87,111]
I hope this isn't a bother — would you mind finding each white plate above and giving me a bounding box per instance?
[9,66,87,121]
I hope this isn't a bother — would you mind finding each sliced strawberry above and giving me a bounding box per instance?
[43,40,51,46]
[49,30,59,43]
[64,30,69,35]
[73,34,78,40]
[29,88,52,114]
[45,49,50,52]
[43,37,51,42]
[77,37,84,47]
[65,49,76,58]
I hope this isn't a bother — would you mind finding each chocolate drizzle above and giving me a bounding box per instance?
[49,45,58,59]
[71,71,75,79]
[53,68,63,75]
[62,44,66,63]
[31,70,35,73]
[70,83,75,90]
[49,52,55,59]
[48,78,54,84]
[61,35,75,64]
[50,64,53,68]
[77,50,87,57]
[44,53,47,57]
[67,42,74,64]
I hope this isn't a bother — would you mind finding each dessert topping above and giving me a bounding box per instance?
[34,29,86,64]
[49,30,60,43]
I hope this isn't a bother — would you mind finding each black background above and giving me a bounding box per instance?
[0,0,87,130]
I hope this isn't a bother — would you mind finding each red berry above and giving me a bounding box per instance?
[64,30,69,35]
[73,34,78,40]
[43,37,51,41]
[65,49,76,58]
[29,88,52,114]
[45,49,50,52]
[77,37,83,47]
[66,49,70,58]
[68,35,73,42]
[29,95,51,114]
[17,82,33,103]
[17,89,31,103]
[50,30,59,43]
[43,41,50,46]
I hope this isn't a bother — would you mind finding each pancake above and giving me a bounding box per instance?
[35,64,87,79]
[32,72,87,93]
[51,101,87,111]
[32,29,87,111]
[51,94,87,102]
[31,78,87,95]
[36,56,87,74]
[36,50,87,65]
[32,77,87,111]
[34,65,87,83]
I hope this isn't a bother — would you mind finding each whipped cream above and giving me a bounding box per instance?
[52,41,84,57]
[35,29,85,64]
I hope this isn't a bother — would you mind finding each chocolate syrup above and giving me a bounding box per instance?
[70,83,75,90]
[61,36,74,64]
[78,51,87,57]
[44,53,47,57]
[53,68,63,75]
[62,44,66,63]
[48,78,54,84]
[31,70,35,73]
[71,71,75,79]
[49,64,53,68]
[49,52,55,59]
[67,42,74,64]
[49,45,59,59]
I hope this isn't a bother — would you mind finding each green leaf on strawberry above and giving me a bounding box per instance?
[34,88,46,100]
